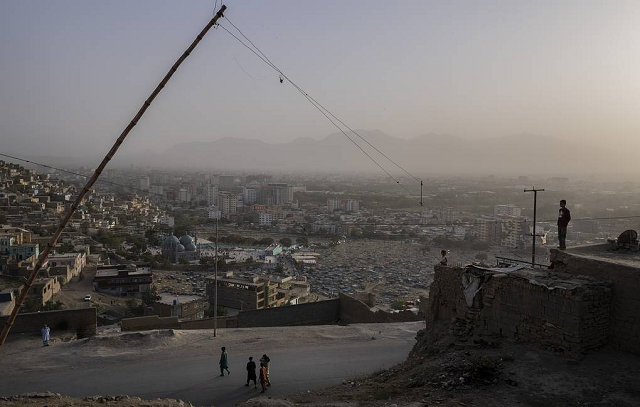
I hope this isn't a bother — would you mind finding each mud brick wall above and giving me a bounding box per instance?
[479,273,612,353]
[551,248,640,354]
[121,315,179,331]
[0,308,97,336]
[427,265,612,355]
[237,298,340,327]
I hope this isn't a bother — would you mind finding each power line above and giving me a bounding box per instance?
[217,20,422,200]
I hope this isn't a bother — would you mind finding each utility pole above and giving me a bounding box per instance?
[214,215,219,338]
[524,187,545,267]
[0,4,228,348]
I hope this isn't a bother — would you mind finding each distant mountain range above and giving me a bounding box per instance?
[110,130,630,175]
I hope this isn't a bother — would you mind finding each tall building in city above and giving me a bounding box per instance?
[207,184,218,207]
[494,204,522,217]
[218,191,237,217]
[327,199,342,212]
[344,199,359,212]
[178,188,191,203]
[138,176,150,191]
[243,187,257,205]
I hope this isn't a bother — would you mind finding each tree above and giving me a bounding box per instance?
[259,237,274,246]
[296,236,309,246]
[391,300,406,311]
[279,237,292,248]
[274,263,284,273]
[475,253,489,261]
[179,257,189,265]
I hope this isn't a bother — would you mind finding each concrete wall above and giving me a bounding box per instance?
[179,316,238,329]
[0,308,96,337]
[237,298,340,327]
[339,293,422,324]
[426,265,612,356]
[551,247,640,354]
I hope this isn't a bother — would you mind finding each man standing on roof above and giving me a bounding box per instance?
[557,200,571,250]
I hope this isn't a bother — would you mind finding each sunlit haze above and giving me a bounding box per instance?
[2,0,640,172]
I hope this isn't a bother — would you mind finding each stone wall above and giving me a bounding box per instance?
[0,308,96,337]
[339,293,422,324]
[426,265,612,356]
[551,247,640,354]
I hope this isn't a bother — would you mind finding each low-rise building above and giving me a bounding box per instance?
[0,289,16,316]
[47,252,86,278]
[153,293,207,321]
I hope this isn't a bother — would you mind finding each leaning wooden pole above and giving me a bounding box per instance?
[0,4,227,348]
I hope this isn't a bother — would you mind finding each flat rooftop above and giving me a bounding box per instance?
[561,243,640,269]
[95,269,152,278]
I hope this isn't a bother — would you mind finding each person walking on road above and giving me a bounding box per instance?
[558,200,571,250]
[245,356,257,389]
[41,324,50,347]
[219,347,230,377]
[260,354,271,386]
[259,362,268,393]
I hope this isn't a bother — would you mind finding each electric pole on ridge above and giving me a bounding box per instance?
[524,187,545,267]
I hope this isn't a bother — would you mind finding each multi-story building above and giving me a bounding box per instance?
[344,199,360,213]
[207,184,218,207]
[218,191,237,217]
[242,187,257,205]
[178,188,191,203]
[494,204,522,217]
[207,273,278,310]
[138,176,150,191]
[93,264,153,298]
[258,212,272,226]
[47,252,86,280]
[327,199,341,212]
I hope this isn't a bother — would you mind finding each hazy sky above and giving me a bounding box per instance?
[1,0,640,157]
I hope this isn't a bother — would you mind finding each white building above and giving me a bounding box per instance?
[178,188,191,202]
[208,206,221,220]
[258,212,272,226]
[327,199,341,212]
[494,204,522,217]
[344,199,359,212]
[159,215,175,228]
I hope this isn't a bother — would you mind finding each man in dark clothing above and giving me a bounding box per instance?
[246,356,257,389]
[558,200,571,250]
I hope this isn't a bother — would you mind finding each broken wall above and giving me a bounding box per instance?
[427,265,612,355]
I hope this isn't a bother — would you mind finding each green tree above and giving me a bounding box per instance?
[58,242,75,253]
[391,300,406,311]
[179,257,190,265]
[279,237,292,247]
[296,236,309,246]
[274,263,284,273]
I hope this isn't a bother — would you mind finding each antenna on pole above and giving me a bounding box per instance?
[524,187,545,267]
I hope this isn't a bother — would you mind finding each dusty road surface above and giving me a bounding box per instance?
[0,322,422,407]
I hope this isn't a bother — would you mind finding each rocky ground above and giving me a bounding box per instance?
[238,324,640,407]
[0,393,192,406]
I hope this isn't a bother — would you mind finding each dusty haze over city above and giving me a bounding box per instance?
[2,0,640,175]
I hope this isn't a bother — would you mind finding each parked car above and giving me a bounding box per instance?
[83,294,91,301]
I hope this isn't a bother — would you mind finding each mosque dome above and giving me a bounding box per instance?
[163,235,180,248]
[184,242,197,252]
[177,244,185,252]
[179,235,193,247]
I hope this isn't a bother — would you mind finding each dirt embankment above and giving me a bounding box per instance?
[239,323,640,407]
